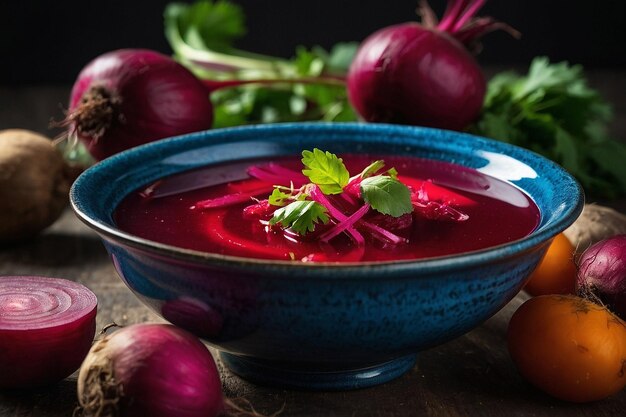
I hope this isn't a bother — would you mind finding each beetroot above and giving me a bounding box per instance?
[347,0,518,130]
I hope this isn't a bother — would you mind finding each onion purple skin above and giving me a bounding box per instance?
[577,234,626,320]
[69,49,214,161]
[347,23,486,131]
[77,323,223,417]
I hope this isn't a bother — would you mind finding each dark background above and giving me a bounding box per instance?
[1,0,625,85]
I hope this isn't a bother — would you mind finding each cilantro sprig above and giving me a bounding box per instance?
[266,149,412,235]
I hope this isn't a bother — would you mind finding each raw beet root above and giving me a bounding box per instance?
[347,0,518,130]
[0,129,74,243]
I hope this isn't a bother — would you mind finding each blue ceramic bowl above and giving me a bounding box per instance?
[70,122,583,390]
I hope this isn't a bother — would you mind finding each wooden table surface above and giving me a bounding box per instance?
[1,71,625,416]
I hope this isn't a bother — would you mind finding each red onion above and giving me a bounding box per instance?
[347,0,518,130]
[577,234,626,320]
[77,323,223,417]
[66,49,215,161]
[0,276,97,389]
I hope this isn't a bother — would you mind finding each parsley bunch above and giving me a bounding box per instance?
[472,57,626,198]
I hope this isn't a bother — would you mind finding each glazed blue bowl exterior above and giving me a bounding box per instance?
[70,122,584,390]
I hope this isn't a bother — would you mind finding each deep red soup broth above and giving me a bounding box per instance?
[114,154,540,263]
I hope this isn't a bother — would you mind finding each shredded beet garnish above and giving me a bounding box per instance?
[309,186,405,246]
[247,164,307,187]
[309,185,365,246]
[320,204,370,242]
[268,163,308,184]
[192,186,271,210]
[360,222,408,245]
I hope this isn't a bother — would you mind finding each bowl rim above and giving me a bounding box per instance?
[70,122,584,274]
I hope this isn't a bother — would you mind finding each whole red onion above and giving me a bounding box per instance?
[67,49,214,160]
[577,234,626,320]
[77,323,223,417]
[347,0,517,130]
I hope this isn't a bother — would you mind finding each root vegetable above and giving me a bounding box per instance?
[0,276,97,389]
[0,129,73,243]
[507,295,626,403]
[577,235,626,321]
[77,323,223,417]
[564,204,626,257]
[67,49,215,161]
[524,233,577,296]
[347,0,518,130]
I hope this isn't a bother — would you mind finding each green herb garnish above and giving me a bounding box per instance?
[301,148,350,195]
[268,188,292,207]
[360,176,413,217]
[269,200,329,235]
[266,148,412,235]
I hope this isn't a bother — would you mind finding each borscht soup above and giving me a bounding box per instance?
[114,149,540,262]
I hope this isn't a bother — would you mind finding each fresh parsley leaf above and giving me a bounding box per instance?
[301,149,350,195]
[360,176,412,217]
[268,188,292,206]
[269,201,329,235]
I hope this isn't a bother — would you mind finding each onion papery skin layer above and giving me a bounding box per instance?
[77,323,224,417]
[0,276,97,389]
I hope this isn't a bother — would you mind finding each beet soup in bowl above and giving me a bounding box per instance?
[70,122,583,390]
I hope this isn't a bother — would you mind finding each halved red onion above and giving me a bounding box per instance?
[0,276,97,388]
